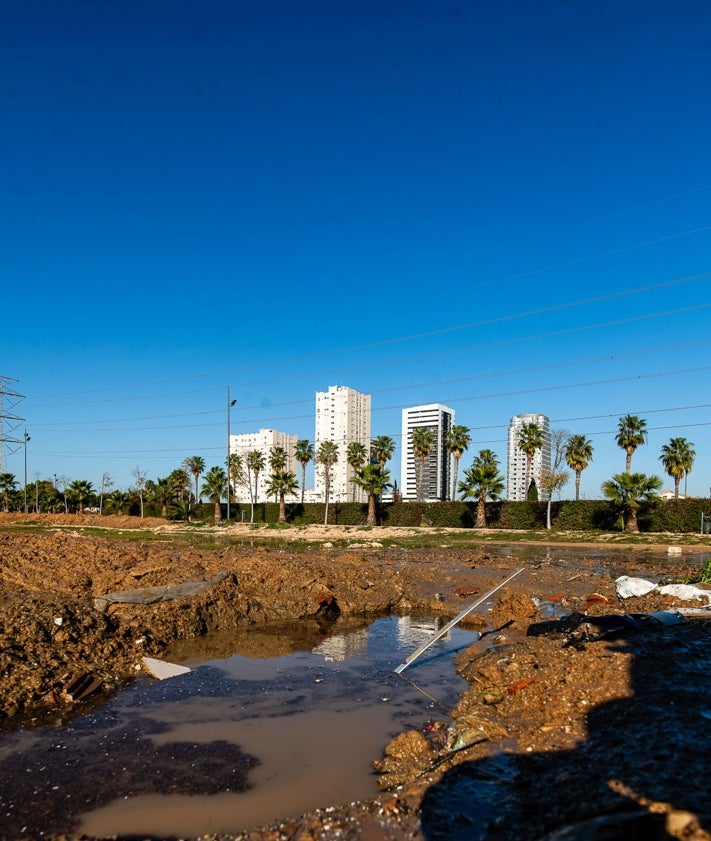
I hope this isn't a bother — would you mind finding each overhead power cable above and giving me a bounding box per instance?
[26,270,711,402]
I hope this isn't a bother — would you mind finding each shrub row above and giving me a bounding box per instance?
[176,497,711,534]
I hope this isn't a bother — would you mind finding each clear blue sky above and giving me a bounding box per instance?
[3,0,710,499]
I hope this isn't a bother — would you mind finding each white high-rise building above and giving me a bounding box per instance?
[507,413,551,501]
[401,404,454,502]
[314,385,371,503]
[229,428,298,503]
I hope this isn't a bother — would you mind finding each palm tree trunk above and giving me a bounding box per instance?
[525,456,532,497]
[626,507,638,532]
[476,494,487,529]
[367,493,376,526]
[300,467,306,504]
[279,493,286,523]
[575,471,581,501]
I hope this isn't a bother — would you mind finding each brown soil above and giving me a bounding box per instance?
[0,514,710,840]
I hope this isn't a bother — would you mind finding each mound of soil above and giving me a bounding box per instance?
[0,524,709,840]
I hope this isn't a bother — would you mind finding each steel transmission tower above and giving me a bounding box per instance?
[0,376,25,473]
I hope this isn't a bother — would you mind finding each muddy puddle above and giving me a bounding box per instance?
[0,613,480,838]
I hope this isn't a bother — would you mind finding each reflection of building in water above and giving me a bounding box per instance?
[397,615,451,647]
[312,628,368,662]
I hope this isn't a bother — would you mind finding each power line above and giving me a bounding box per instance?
[26,270,711,403]
[27,298,711,413]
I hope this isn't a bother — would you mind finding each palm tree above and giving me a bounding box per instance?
[411,426,435,503]
[659,437,695,499]
[152,477,172,518]
[445,425,471,501]
[602,472,662,532]
[458,450,505,529]
[265,470,298,522]
[201,466,227,523]
[347,441,368,501]
[616,415,647,472]
[268,447,288,502]
[517,422,543,498]
[0,473,17,512]
[371,435,396,468]
[68,479,94,514]
[316,440,339,524]
[228,452,244,506]
[184,456,205,503]
[246,450,265,523]
[168,468,191,501]
[351,464,391,525]
[565,434,594,501]
[107,489,130,515]
[294,440,314,505]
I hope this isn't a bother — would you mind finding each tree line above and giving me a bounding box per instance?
[0,415,698,533]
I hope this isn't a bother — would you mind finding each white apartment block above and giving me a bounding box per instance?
[401,404,454,502]
[314,385,371,503]
[229,428,298,503]
[506,413,551,501]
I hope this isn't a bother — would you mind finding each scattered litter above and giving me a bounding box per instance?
[615,576,657,599]
[394,568,524,674]
[615,575,711,604]
[585,593,610,606]
[141,656,191,680]
[657,583,711,603]
[526,611,684,640]
[63,672,102,702]
[646,611,685,626]
[454,586,480,597]
[507,678,535,695]
[93,571,229,612]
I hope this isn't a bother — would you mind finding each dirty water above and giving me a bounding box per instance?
[0,613,480,839]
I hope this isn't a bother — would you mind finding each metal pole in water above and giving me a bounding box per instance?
[394,567,525,674]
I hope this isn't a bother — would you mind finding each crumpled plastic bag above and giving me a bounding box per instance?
[615,576,658,599]
[615,575,711,604]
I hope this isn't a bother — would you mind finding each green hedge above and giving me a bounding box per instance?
[184,497,711,533]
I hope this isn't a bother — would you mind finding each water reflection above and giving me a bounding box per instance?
[0,614,478,839]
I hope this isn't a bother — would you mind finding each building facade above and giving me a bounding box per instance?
[401,403,454,502]
[314,385,371,503]
[506,412,551,501]
[229,428,298,504]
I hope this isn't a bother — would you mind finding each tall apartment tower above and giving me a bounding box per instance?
[230,428,298,503]
[401,403,454,502]
[315,385,371,503]
[507,413,551,501]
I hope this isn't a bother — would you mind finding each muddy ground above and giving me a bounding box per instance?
[0,515,710,840]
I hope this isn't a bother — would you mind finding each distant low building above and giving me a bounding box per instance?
[659,490,691,500]
[229,428,298,503]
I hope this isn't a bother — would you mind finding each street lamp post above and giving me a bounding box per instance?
[23,430,30,514]
[226,387,237,521]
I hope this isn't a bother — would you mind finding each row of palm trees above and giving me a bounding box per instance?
[185,435,399,525]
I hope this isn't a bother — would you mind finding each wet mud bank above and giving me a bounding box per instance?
[0,525,710,840]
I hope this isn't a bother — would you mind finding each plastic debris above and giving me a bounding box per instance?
[141,656,191,680]
[615,576,657,599]
[94,571,229,612]
[615,576,711,604]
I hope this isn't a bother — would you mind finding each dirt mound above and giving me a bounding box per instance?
[0,512,169,529]
[1,526,710,840]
